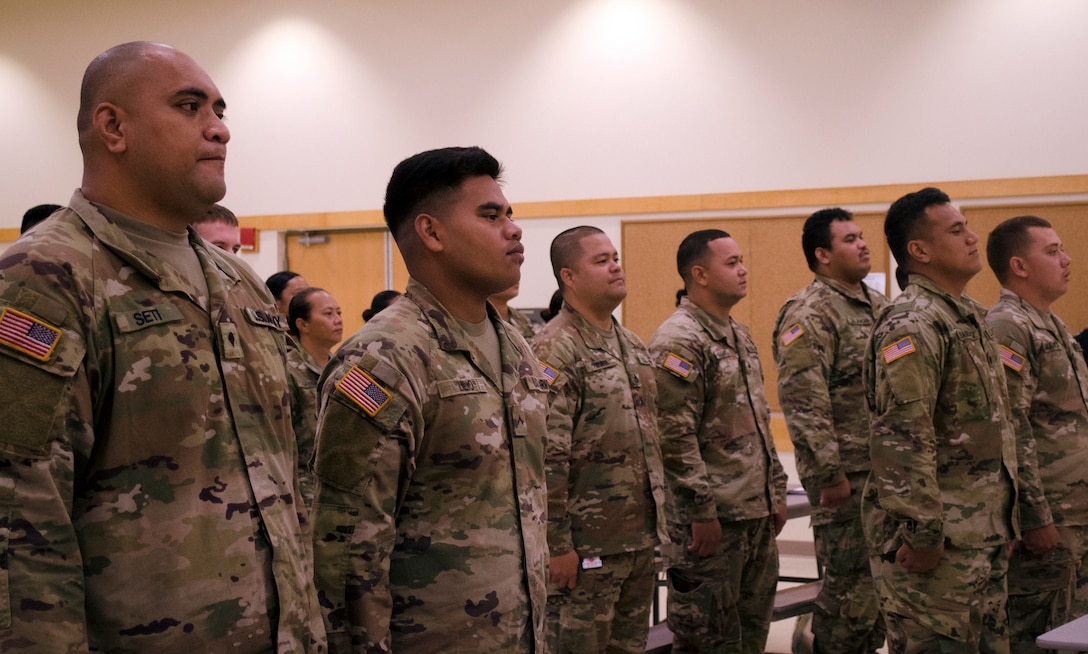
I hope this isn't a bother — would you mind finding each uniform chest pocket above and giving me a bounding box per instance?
[939,328,993,421]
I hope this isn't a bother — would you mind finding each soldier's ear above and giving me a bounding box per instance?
[1008,255,1029,279]
[690,264,709,287]
[415,213,444,253]
[814,247,832,267]
[94,102,127,154]
[906,239,930,264]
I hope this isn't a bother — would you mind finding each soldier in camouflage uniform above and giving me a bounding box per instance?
[772,209,887,653]
[285,287,344,509]
[985,216,1088,652]
[864,188,1019,653]
[649,229,789,653]
[531,226,668,654]
[310,147,549,653]
[0,42,324,652]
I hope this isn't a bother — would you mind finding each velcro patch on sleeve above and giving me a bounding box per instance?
[336,366,392,416]
[539,361,560,386]
[662,352,693,378]
[780,323,804,347]
[0,307,61,361]
[999,344,1025,373]
[882,336,916,364]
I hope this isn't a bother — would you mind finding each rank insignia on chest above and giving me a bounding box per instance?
[662,352,693,378]
[999,345,1025,373]
[0,307,61,361]
[882,336,916,364]
[539,361,560,385]
[780,323,804,347]
[337,366,392,416]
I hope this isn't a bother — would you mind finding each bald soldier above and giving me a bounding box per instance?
[310,147,549,652]
[985,217,1088,652]
[0,43,323,651]
[863,188,1018,653]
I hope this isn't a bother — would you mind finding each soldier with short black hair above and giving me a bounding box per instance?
[650,229,788,653]
[864,188,1019,652]
[310,146,549,653]
[773,209,887,653]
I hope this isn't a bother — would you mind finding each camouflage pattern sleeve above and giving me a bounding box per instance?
[649,338,717,525]
[0,288,93,650]
[987,307,1053,531]
[310,353,412,652]
[773,303,843,489]
[531,330,580,557]
[866,314,947,550]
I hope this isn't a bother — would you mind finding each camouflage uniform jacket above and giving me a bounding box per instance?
[531,303,669,558]
[987,289,1088,529]
[862,274,1019,554]
[773,275,886,525]
[506,307,540,342]
[311,278,549,653]
[649,297,788,527]
[0,190,324,653]
[287,338,321,509]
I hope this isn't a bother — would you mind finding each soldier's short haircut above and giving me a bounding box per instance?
[986,215,1053,285]
[192,203,238,227]
[885,187,951,290]
[78,41,157,135]
[383,146,503,242]
[802,208,853,272]
[676,229,731,285]
[550,225,606,289]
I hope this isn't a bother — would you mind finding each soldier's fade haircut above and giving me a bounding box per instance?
[676,229,731,285]
[383,146,503,242]
[802,208,853,272]
[885,187,951,290]
[550,225,606,289]
[986,215,1053,284]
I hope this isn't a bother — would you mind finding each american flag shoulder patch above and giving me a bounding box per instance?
[0,307,61,361]
[999,345,1025,373]
[882,336,916,364]
[780,323,804,347]
[662,352,693,378]
[539,361,559,386]
[336,366,392,417]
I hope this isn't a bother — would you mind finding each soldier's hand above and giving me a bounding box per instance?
[550,551,580,589]
[895,542,943,573]
[1022,524,1059,558]
[688,520,722,557]
[819,478,851,509]
[773,502,788,536]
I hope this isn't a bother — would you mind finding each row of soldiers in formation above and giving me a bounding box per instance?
[0,40,1080,654]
